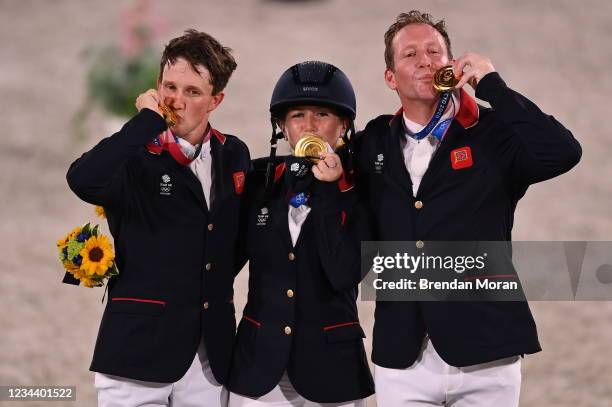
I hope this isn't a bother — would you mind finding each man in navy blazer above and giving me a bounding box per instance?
[66,30,250,406]
[355,11,581,407]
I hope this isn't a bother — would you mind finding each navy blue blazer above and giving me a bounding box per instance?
[228,157,375,403]
[355,72,581,368]
[66,109,251,383]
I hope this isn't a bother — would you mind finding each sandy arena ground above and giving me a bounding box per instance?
[1,0,611,405]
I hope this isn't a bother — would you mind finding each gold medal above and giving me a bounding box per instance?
[159,104,178,127]
[294,134,327,162]
[433,65,459,92]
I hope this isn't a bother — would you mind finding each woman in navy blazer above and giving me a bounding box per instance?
[228,61,374,406]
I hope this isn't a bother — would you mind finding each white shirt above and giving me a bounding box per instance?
[288,204,312,246]
[286,142,335,246]
[177,137,213,209]
[401,91,459,197]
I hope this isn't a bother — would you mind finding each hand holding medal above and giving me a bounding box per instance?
[293,134,342,182]
[135,89,179,127]
[451,52,496,90]
[312,151,342,182]
[433,53,496,91]
[294,134,327,163]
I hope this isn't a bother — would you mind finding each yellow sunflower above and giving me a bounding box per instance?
[56,226,82,248]
[63,259,81,274]
[79,235,115,276]
[94,205,106,219]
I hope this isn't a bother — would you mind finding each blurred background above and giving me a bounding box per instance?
[1,0,611,405]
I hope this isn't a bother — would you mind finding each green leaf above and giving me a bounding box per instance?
[109,263,120,276]
[67,240,85,260]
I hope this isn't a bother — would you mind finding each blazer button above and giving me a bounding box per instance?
[203,301,209,310]
[207,223,214,231]
[414,200,423,209]
[284,326,292,335]
[416,240,425,249]
[205,263,212,271]
[288,252,296,261]
[286,289,294,298]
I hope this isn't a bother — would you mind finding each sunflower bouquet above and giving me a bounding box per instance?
[57,222,118,287]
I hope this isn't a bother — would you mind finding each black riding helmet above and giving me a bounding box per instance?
[270,61,356,121]
[265,61,357,189]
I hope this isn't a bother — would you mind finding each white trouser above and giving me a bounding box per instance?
[229,372,365,407]
[95,341,228,407]
[375,338,521,407]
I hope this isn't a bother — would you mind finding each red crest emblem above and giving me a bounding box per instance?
[233,171,245,195]
[450,146,473,170]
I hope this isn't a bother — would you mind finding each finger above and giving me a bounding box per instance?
[312,164,323,180]
[319,151,332,161]
[455,70,476,89]
[452,56,467,78]
[316,159,329,173]
[322,152,340,166]
[148,89,159,104]
[453,54,474,79]
[323,156,336,169]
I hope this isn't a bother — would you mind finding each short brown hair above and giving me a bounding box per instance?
[384,10,452,71]
[159,29,237,95]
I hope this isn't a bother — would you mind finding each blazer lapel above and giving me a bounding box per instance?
[385,115,414,197]
[416,90,479,197]
[209,131,227,214]
[161,151,208,211]
[270,194,293,250]
[401,90,480,198]
[293,209,313,249]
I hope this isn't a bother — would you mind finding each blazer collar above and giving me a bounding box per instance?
[211,127,226,145]
[388,88,479,130]
[156,124,229,214]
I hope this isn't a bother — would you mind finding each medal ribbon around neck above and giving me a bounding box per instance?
[410,91,451,141]
[147,127,210,165]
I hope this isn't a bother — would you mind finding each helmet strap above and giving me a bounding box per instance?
[341,120,356,178]
[264,119,284,192]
